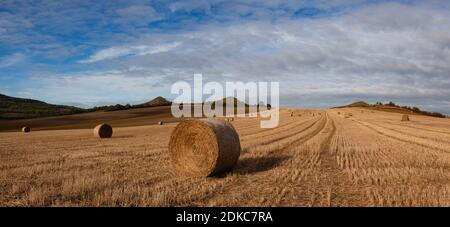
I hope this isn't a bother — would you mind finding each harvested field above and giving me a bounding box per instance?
[1,108,450,206]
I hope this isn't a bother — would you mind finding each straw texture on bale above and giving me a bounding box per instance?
[94,124,113,138]
[402,114,410,121]
[168,118,241,177]
[22,126,31,133]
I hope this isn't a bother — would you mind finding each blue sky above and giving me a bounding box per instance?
[1,0,450,113]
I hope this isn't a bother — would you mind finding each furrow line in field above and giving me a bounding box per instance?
[240,117,312,139]
[365,121,450,145]
[243,115,326,153]
[378,120,450,136]
[353,119,450,153]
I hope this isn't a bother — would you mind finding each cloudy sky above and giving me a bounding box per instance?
[1,0,450,113]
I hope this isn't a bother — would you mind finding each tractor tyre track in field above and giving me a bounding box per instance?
[377,120,450,135]
[365,121,450,145]
[242,116,325,153]
[241,117,313,139]
[353,119,450,154]
[307,114,365,206]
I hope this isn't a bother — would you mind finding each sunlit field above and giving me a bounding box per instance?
[2,108,450,206]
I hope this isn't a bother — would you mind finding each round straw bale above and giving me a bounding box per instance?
[168,118,241,177]
[94,124,113,138]
[22,126,31,133]
[402,114,410,121]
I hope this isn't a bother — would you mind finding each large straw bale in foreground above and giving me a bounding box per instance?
[168,118,241,177]
[94,124,113,138]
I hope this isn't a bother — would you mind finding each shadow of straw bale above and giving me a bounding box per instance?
[232,155,290,175]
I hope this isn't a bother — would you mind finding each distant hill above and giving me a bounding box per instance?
[335,101,446,118]
[207,97,249,108]
[343,101,371,108]
[0,94,176,119]
[0,93,85,119]
[90,96,172,112]
[136,96,172,107]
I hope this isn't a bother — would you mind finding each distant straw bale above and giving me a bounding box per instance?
[22,126,31,133]
[94,124,113,138]
[402,114,410,121]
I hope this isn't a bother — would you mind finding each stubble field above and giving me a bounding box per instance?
[1,108,450,206]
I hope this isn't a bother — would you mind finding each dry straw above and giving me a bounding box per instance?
[94,124,113,138]
[22,126,31,133]
[226,118,234,122]
[168,118,241,177]
[402,114,410,121]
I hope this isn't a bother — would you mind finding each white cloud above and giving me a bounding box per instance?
[4,1,450,113]
[28,70,169,105]
[116,5,160,25]
[72,2,450,112]
[78,42,181,63]
[0,53,26,68]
